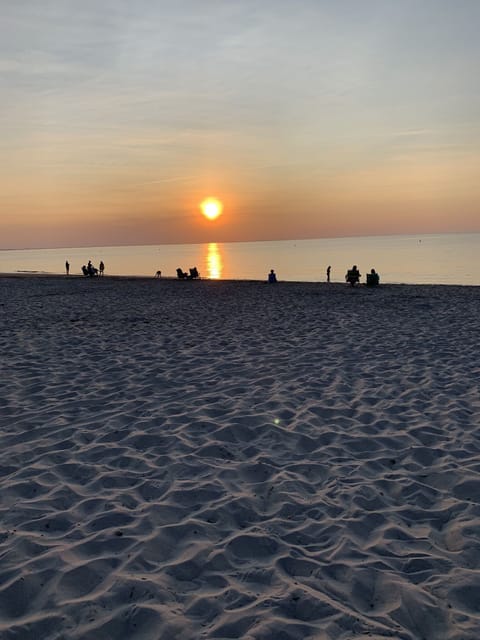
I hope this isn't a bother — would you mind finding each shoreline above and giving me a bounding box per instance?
[1,271,479,288]
[2,232,478,286]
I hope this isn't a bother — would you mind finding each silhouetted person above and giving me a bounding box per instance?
[345,265,361,286]
[99,260,105,276]
[268,269,277,283]
[366,268,380,286]
[82,265,89,276]
[155,270,162,278]
[65,260,70,275]
[327,265,331,282]
[87,261,98,276]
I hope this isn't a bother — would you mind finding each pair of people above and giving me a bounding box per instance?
[177,266,199,279]
[345,265,380,286]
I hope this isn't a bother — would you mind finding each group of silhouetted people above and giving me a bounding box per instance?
[75,260,105,277]
[267,266,379,286]
[176,266,200,280]
[66,259,379,284]
[344,265,379,287]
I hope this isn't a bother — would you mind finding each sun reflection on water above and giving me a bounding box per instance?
[206,242,223,279]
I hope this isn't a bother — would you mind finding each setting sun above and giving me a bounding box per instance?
[200,197,223,221]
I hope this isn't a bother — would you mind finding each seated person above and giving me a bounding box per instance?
[189,267,199,279]
[82,265,89,276]
[345,265,361,286]
[177,267,188,279]
[268,269,277,283]
[87,261,98,276]
[366,268,380,286]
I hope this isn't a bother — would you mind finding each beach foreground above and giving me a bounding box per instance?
[1,276,479,640]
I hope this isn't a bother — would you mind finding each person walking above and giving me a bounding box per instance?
[99,260,105,276]
[327,265,331,282]
[65,260,70,275]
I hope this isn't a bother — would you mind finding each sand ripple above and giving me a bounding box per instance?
[1,277,479,639]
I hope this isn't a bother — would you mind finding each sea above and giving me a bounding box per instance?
[0,233,478,286]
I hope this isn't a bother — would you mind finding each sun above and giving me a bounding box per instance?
[200,197,223,221]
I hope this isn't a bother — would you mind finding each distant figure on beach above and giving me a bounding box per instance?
[155,270,162,278]
[86,261,98,276]
[268,269,277,283]
[65,260,70,275]
[327,265,331,282]
[366,268,380,286]
[177,267,199,280]
[345,265,361,286]
[99,261,105,276]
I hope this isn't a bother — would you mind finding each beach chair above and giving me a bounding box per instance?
[346,268,360,286]
[177,268,188,279]
[189,267,199,279]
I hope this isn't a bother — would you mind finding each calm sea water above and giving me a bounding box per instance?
[0,233,478,285]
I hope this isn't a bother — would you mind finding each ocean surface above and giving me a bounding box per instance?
[1,233,478,285]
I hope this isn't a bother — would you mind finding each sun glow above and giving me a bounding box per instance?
[206,242,223,279]
[200,197,223,221]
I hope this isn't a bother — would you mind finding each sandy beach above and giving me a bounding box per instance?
[0,275,479,640]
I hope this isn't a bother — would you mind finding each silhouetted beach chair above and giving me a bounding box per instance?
[366,269,380,286]
[345,266,360,286]
[177,268,188,279]
[82,265,98,277]
[189,267,199,279]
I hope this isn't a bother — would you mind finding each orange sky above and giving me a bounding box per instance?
[2,2,480,249]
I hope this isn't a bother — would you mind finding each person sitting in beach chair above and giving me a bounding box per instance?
[82,263,98,276]
[189,267,199,279]
[87,261,98,276]
[366,268,380,286]
[345,265,360,286]
[177,267,188,279]
[268,269,277,283]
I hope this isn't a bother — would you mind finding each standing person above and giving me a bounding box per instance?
[99,260,105,276]
[326,265,331,282]
[65,260,70,275]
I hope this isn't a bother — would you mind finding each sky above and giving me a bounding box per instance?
[1,0,480,249]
